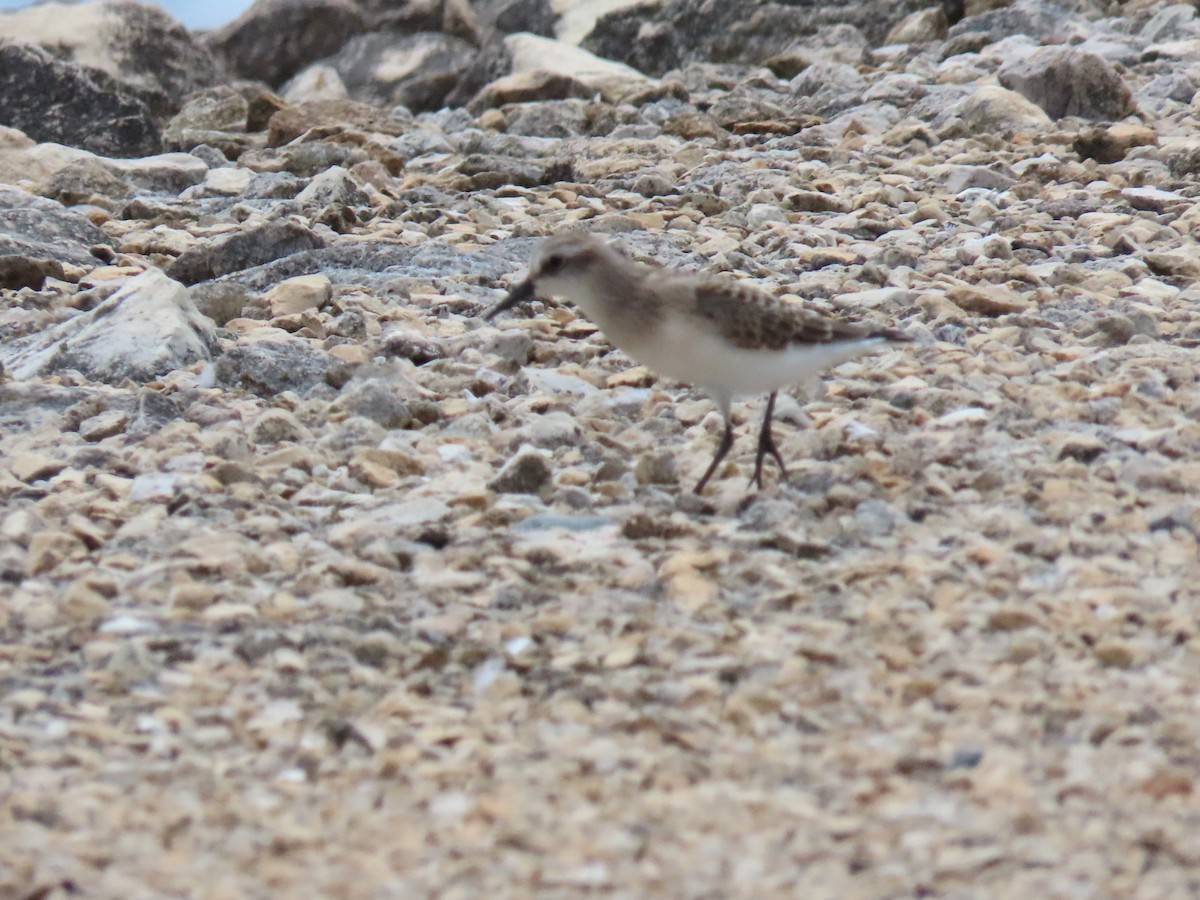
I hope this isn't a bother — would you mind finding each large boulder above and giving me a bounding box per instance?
[0,185,114,267]
[1,268,218,384]
[948,0,1085,43]
[582,0,961,76]
[0,42,160,158]
[451,31,652,109]
[0,128,209,196]
[998,46,1136,121]
[0,0,220,116]
[933,84,1054,135]
[205,0,367,88]
[326,32,477,113]
[166,220,327,286]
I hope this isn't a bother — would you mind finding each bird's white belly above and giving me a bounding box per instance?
[617,316,884,399]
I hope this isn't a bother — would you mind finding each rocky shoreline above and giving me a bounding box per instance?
[5,0,1200,895]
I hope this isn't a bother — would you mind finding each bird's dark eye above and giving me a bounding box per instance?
[543,254,565,274]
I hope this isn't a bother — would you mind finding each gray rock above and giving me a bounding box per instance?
[188,282,251,326]
[1138,69,1200,104]
[944,166,1017,194]
[0,186,114,266]
[885,7,949,45]
[163,86,250,155]
[998,46,1135,121]
[328,32,476,114]
[356,0,481,38]
[457,153,573,189]
[1,268,217,384]
[205,0,367,88]
[518,412,583,449]
[790,61,868,116]
[471,32,651,109]
[294,166,370,209]
[330,376,416,429]
[0,0,219,116]
[514,513,613,532]
[635,450,679,486]
[167,220,327,286]
[489,447,552,493]
[105,154,211,194]
[217,235,524,291]
[250,408,311,443]
[212,338,348,396]
[503,100,593,138]
[765,24,869,79]
[854,498,905,538]
[1140,4,1198,43]
[583,0,960,76]
[934,84,1053,135]
[476,0,556,36]
[947,0,1084,43]
[444,33,515,109]
[0,42,160,158]
[43,158,133,207]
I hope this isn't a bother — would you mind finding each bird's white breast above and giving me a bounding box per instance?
[619,315,885,400]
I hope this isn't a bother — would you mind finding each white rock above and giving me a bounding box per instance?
[104,153,209,193]
[202,166,254,195]
[2,268,217,383]
[98,615,159,635]
[366,498,451,527]
[935,407,989,427]
[264,274,333,317]
[0,127,92,189]
[943,85,1053,135]
[281,64,350,103]
[552,0,655,45]
[295,165,369,207]
[504,32,650,98]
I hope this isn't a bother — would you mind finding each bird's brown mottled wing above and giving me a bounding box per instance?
[688,277,899,351]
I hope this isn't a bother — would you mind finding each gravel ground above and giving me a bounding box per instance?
[6,0,1200,896]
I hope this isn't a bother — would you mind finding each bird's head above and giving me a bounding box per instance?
[484,232,614,321]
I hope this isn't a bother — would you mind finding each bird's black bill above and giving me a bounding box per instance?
[483,278,536,321]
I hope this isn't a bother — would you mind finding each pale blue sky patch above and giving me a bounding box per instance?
[0,0,253,30]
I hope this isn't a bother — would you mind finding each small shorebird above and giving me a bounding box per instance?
[485,232,910,494]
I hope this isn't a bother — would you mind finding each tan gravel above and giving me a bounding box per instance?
[7,12,1200,899]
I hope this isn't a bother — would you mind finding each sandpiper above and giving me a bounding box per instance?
[484,232,910,494]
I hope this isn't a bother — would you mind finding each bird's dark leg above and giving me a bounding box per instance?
[694,417,735,495]
[751,392,788,490]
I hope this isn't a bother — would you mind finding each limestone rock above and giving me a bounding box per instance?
[264,274,333,318]
[206,0,367,88]
[0,185,113,267]
[1,268,217,383]
[326,32,476,113]
[489,447,553,493]
[0,0,219,116]
[166,220,326,286]
[0,42,159,157]
[999,46,1136,121]
[937,84,1053,135]
[212,338,347,396]
[885,7,949,44]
